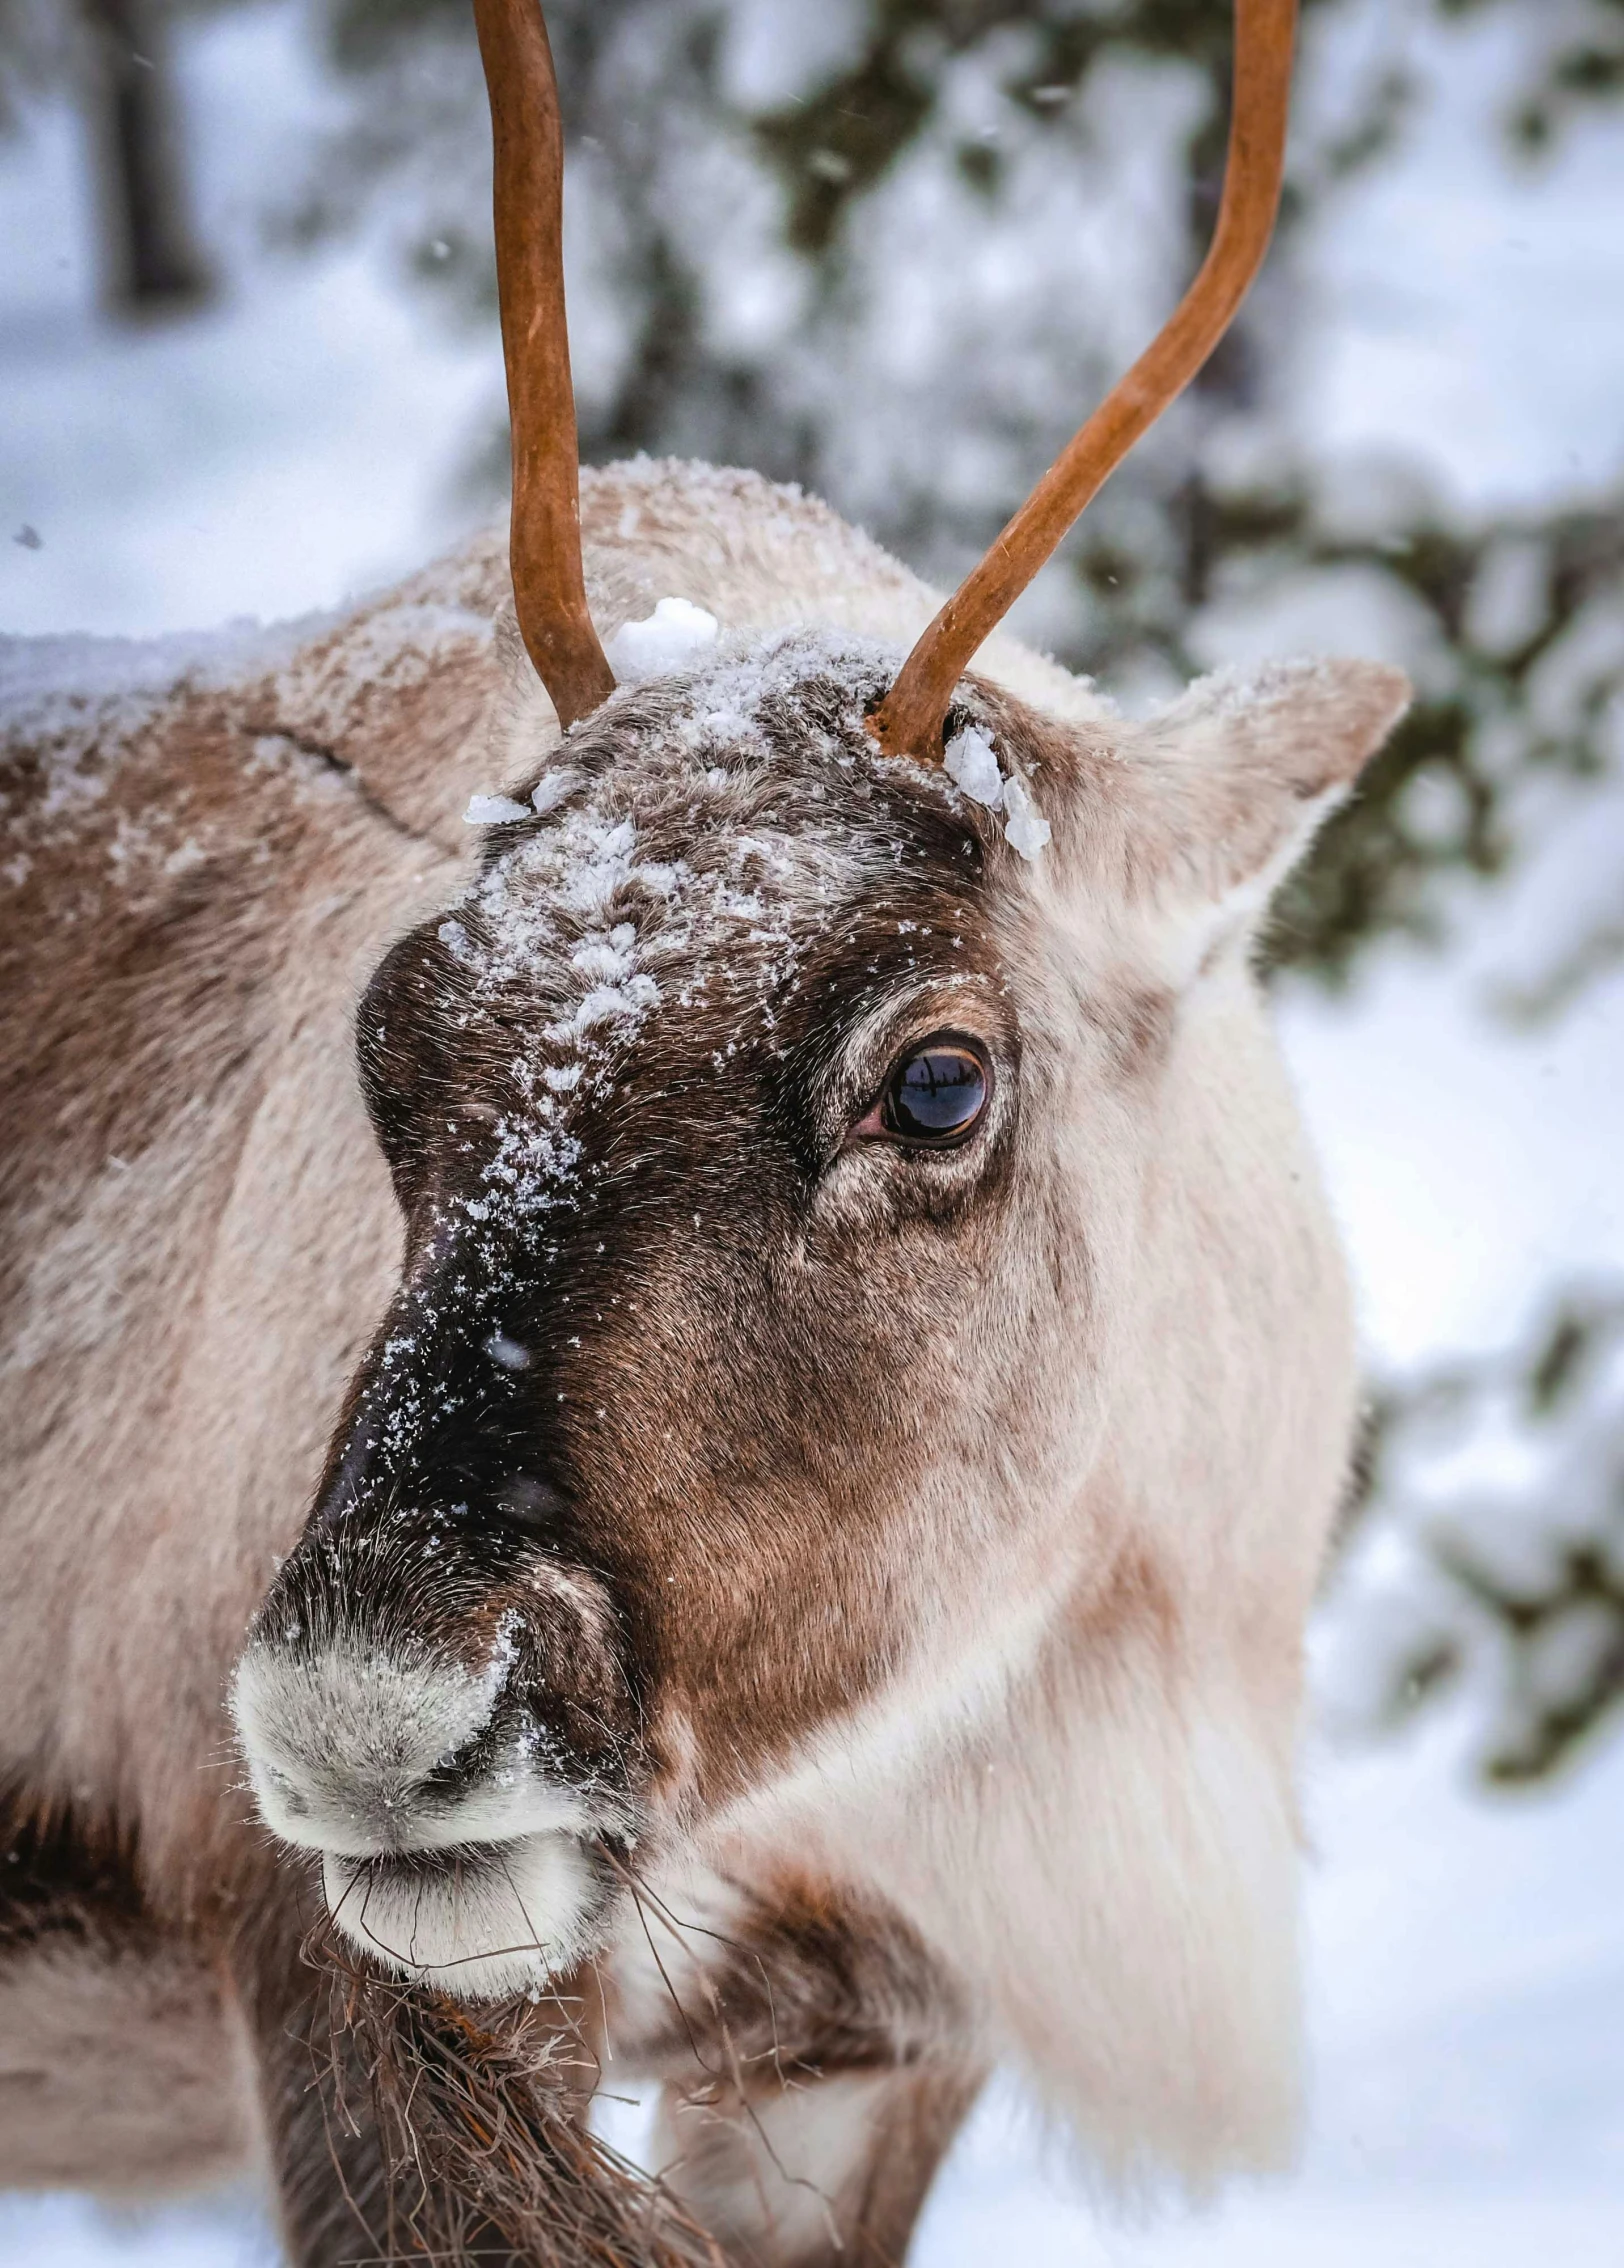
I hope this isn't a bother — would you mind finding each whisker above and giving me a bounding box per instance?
[602,1853,841,2247]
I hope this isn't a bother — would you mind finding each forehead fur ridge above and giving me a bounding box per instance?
[454,631,1013,1029]
[377,628,1013,1239]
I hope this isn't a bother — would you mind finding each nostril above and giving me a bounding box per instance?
[428,1726,491,1782]
[236,1635,609,1863]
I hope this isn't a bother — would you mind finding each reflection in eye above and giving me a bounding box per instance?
[880,1040,990,1144]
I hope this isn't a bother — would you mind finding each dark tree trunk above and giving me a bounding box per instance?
[81,0,212,315]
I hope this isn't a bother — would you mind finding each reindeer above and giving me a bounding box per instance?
[0,1,1407,2260]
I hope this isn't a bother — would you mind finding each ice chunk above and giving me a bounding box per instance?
[943,723,1004,808]
[605,597,720,684]
[531,769,579,815]
[570,931,637,984]
[464,792,531,826]
[942,717,1049,858]
[1001,774,1051,862]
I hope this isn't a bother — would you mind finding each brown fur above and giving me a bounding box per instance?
[0,1788,250,2193]
[0,458,1409,2260]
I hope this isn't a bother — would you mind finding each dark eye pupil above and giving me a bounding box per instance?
[883,1046,988,1142]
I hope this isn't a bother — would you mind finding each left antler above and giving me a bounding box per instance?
[868,0,1299,764]
[473,0,615,728]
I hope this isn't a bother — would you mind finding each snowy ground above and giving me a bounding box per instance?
[3,1,1623,2260]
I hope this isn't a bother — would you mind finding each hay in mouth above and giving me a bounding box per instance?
[303,1909,723,2267]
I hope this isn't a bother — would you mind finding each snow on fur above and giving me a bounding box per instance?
[443,625,1014,1242]
[603,596,720,683]
[944,718,1051,861]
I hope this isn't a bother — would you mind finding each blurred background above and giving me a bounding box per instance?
[2,0,1623,2259]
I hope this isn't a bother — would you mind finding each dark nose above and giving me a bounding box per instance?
[240,1500,644,1912]
[249,1272,642,1808]
[312,1264,576,1543]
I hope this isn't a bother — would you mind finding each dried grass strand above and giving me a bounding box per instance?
[302,1913,725,2268]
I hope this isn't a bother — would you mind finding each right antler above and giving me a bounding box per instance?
[473,0,615,729]
[868,0,1298,764]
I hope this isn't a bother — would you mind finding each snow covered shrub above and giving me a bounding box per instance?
[1322,1289,1624,1783]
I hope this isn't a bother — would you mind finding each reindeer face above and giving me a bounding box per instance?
[232,627,1406,2002]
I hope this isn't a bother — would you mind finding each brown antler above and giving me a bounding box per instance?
[868,0,1298,763]
[473,0,615,728]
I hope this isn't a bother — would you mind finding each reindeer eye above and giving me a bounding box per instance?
[878,1037,990,1146]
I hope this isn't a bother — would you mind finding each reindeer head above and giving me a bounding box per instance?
[233,611,1398,1977]
[232,0,1403,2175]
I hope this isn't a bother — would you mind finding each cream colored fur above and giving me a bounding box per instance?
[0,457,1405,2210]
[0,1941,253,2195]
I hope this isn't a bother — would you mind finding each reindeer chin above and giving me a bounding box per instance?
[321,1832,609,2002]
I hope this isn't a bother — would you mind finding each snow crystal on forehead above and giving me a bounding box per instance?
[660,625,888,745]
[466,625,915,1003]
[437,629,911,1241]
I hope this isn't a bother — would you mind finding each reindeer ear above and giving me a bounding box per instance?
[1132,656,1411,974]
